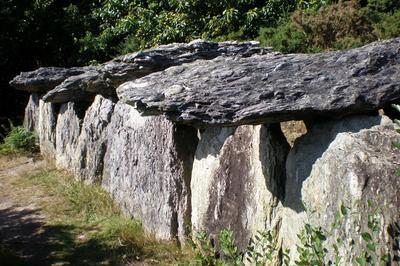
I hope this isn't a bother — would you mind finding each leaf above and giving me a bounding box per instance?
[393,141,400,149]
[355,257,367,266]
[315,230,327,241]
[304,223,312,234]
[366,243,376,252]
[361,232,372,242]
[368,220,374,230]
[340,204,348,216]
[381,254,390,262]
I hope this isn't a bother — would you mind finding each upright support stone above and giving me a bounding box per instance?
[281,115,400,262]
[103,102,198,243]
[38,99,58,160]
[23,93,40,132]
[74,95,115,183]
[191,124,289,250]
[55,102,82,170]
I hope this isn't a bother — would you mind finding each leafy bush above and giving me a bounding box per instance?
[363,0,400,13]
[79,0,304,58]
[259,20,310,53]
[259,0,377,53]
[0,124,37,155]
[373,9,400,39]
[190,201,395,265]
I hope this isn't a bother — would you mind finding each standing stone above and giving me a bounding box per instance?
[55,102,82,170]
[38,99,58,160]
[282,115,400,263]
[23,93,40,132]
[191,124,289,250]
[74,95,115,183]
[103,102,197,243]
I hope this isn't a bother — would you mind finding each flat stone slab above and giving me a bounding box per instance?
[9,67,92,92]
[10,40,269,103]
[117,38,400,127]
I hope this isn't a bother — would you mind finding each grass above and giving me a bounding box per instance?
[0,156,194,265]
[0,124,37,155]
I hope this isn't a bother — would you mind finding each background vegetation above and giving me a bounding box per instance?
[1,0,400,125]
[0,122,37,155]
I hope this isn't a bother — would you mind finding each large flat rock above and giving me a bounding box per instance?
[10,40,269,103]
[37,100,58,160]
[102,102,198,243]
[281,115,400,262]
[118,38,400,127]
[23,93,40,132]
[55,102,82,170]
[74,95,115,183]
[191,124,289,250]
[10,67,92,92]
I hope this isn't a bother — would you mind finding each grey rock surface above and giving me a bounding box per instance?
[42,69,110,103]
[102,102,197,243]
[10,67,91,92]
[37,100,58,160]
[55,102,82,170]
[191,124,289,250]
[23,93,40,132]
[281,115,400,262]
[118,38,400,127]
[10,40,269,103]
[74,95,115,183]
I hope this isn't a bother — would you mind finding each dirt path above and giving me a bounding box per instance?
[0,156,191,266]
[0,156,61,266]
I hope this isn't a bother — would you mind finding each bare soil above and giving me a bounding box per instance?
[0,155,55,265]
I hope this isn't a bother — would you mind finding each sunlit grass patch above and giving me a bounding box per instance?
[12,168,192,264]
[0,124,37,155]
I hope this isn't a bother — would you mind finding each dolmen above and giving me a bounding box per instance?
[10,38,400,263]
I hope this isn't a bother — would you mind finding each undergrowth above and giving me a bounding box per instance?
[12,169,191,265]
[259,0,400,53]
[0,122,37,155]
[191,201,397,265]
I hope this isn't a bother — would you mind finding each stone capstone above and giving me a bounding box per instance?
[10,67,91,92]
[191,124,289,250]
[10,40,269,103]
[102,102,198,243]
[281,115,400,262]
[74,95,115,183]
[118,38,400,127]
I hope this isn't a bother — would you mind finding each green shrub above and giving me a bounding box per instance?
[259,0,378,53]
[79,0,301,59]
[190,201,395,265]
[363,0,400,13]
[0,124,37,155]
[259,20,311,53]
[373,9,400,39]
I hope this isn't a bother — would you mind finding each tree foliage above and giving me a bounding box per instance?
[79,0,302,59]
[259,0,400,53]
